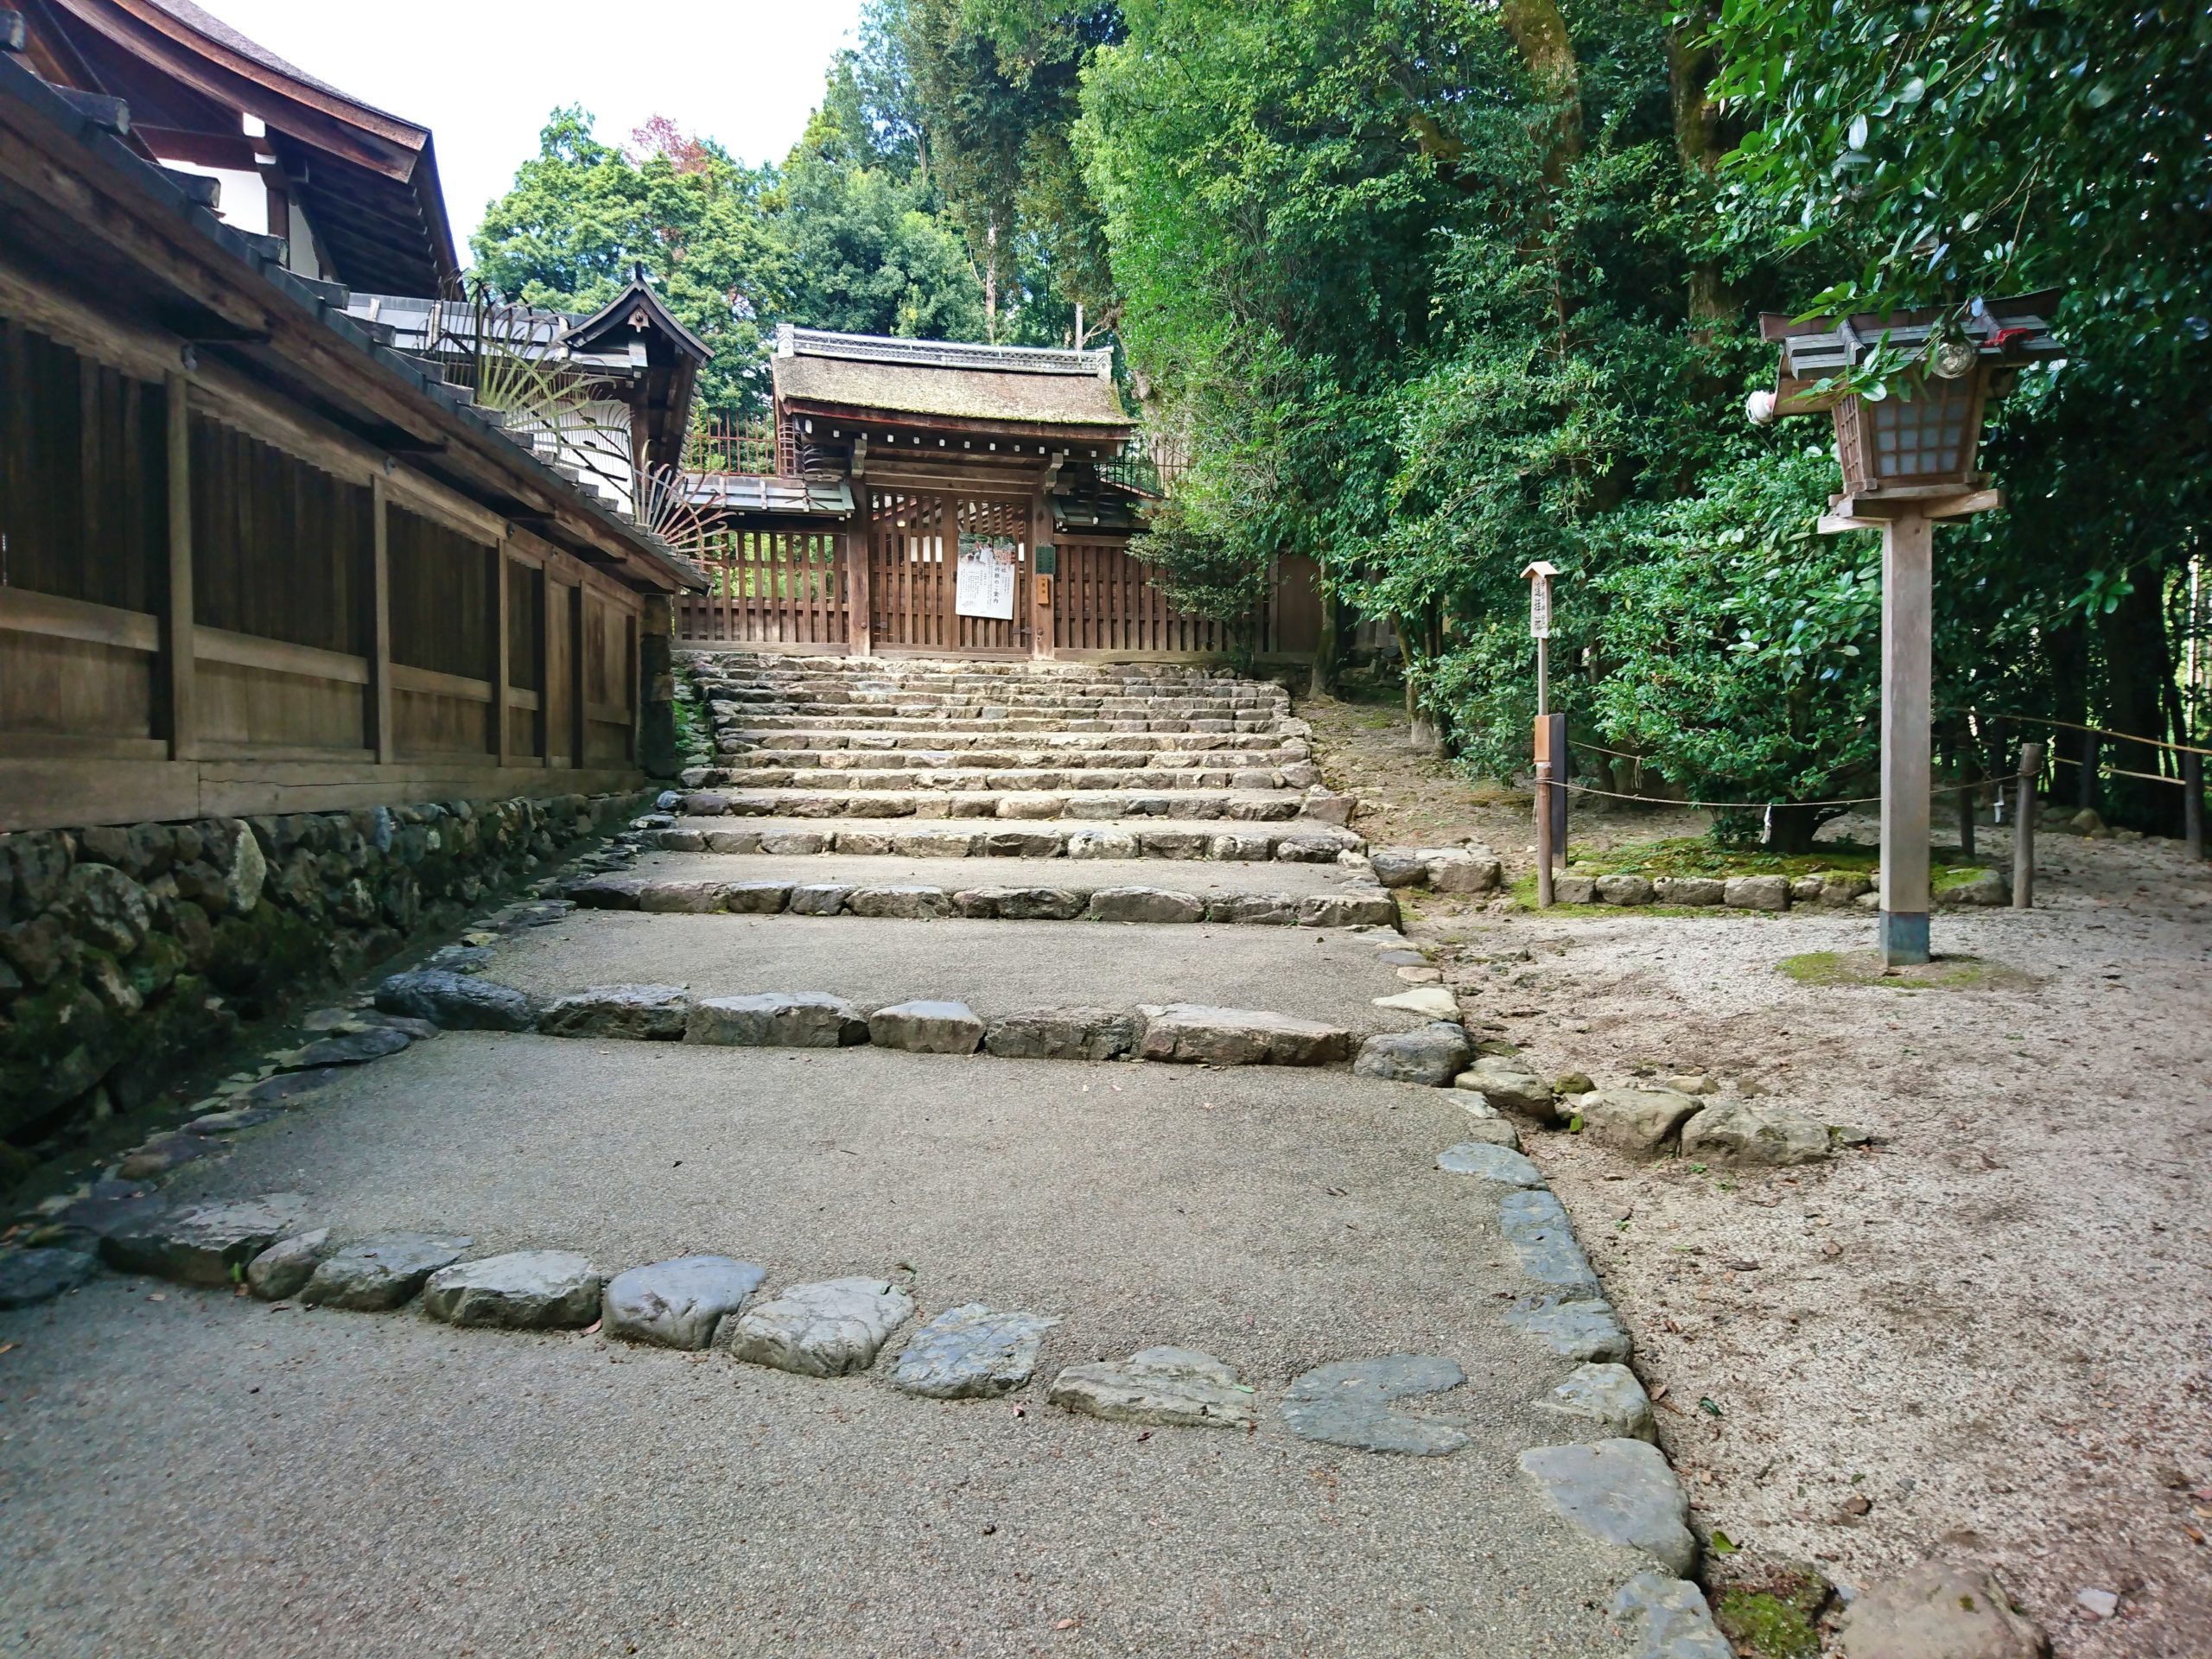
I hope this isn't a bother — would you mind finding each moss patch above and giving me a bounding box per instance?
[1777,950,2033,991]
[1708,1557,1832,1659]
[1714,1588,1823,1659]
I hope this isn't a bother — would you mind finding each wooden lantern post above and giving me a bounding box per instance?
[1755,294,2063,965]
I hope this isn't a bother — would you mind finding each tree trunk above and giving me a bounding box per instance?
[2099,566,2178,832]
[1762,803,1831,855]
[1499,0,1581,186]
[1667,11,1734,339]
[1310,591,1340,699]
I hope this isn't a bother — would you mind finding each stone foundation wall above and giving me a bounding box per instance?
[0,791,646,1143]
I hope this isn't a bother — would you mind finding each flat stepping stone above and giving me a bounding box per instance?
[276,1027,410,1070]
[1538,1362,1656,1441]
[96,1195,305,1287]
[537,984,693,1040]
[242,1070,349,1105]
[421,1249,606,1329]
[1505,1294,1633,1363]
[377,969,541,1032]
[1046,1345,1259,1429]
[684,992,868,1048]
[245,1229,332,1300]
[0,1247,99,1309]
[1498,1190,1602,1294]
[1437,1142,1545,1186]
[1353,1022,1471,1085]
[720,1276,915,1376]
[982,1007,1139,1062]
[1134,1004,1352,1067]
[1519,1438,1695,1576]
[1611,1572,1734,1659]
[866,1000,984,1054]
[1280,1355,1470,1455]
[1371,987,1459,1020]
[602,1255,767,1350]
[892,1303,1059,1399]
[300,1233,471,1312]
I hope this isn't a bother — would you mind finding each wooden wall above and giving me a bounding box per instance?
[0,287,646,833]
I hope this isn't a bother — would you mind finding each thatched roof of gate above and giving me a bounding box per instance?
[772,326,1130,433]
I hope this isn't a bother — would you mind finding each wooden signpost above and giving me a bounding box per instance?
[1524,561,1564,902]
[1756,294,2063,963]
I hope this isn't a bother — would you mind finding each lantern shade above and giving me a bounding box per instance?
[1832,370,1986,493]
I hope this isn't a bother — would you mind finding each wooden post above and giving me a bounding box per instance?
[539,569,556,766]
[2076,725,2098,810]
[846,526,871,657]
[2012,741,2043,908]
[1877,513,1934,963]
[367,474,394,763]
[493,541,512,767]
[161,371,196,760]
[2185,748,2204,861]
[569,582,587,768]
[1533,712,1557,907]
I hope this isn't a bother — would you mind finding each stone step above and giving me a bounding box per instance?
[648,817,1364,862]
[702,696,1287,721]
[565,855,1398,929]
[701,764,1314,793]
[707,714,1288,735]
[715,748,1309,773]
[466,900,1421,1039]
[701,676,1282,699]
[664,785,1315,823]
[715,728,1299,755]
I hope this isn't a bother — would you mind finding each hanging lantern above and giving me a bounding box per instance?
[1756,293,2063,499]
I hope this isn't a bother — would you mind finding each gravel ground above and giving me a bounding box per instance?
[1,1047,1643,1658]
[1406,815,2212,1657]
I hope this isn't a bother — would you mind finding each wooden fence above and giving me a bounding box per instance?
[0,308,645,830]
[672,517,1325,664]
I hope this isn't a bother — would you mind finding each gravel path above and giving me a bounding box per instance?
[1413,815,2212,1657]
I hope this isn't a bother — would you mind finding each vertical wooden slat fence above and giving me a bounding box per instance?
[676,526,851,650]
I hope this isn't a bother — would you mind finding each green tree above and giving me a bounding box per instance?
[471,107,785,415]
[778,94,988,340]
[1589,448,1882,850]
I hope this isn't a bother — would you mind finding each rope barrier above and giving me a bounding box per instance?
[1549,775,1996,812]
[2046,753,2183,788]
[1990,711,2212,761]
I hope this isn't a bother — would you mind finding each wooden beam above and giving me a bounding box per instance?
[195,623,368,685]
[367,474,394,762]
[0,586,160,652]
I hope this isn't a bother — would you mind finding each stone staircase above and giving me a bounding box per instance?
[664,652,1359,851]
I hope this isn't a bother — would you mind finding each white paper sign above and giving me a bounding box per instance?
[956,535,1020,620]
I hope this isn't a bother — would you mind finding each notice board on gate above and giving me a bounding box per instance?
[955,534,1020,620]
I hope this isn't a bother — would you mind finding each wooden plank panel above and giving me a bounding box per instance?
[0,632,155,739]
[193,658,366,750]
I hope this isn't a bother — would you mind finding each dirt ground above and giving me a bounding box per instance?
[1307,694,2212,1657]
[1303,689,1710,871]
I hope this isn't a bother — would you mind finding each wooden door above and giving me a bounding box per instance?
[868,489,1032,658]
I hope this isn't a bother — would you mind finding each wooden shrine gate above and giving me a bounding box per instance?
[867,489,1033,658]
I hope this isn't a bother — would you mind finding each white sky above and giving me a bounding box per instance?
[197,0,865,256]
